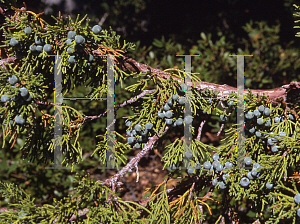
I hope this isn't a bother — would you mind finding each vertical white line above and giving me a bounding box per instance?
[107,55,115,169]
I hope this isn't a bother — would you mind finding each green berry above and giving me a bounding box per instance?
[92,25,102,34]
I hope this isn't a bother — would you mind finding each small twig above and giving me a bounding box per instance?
[197,120,206,141]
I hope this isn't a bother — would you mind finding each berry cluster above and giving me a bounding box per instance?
[125,120,154,149]
[157,84,194,127]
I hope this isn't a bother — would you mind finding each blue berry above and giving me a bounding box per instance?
[194,163,201,170]
[213,153,219,161]
[184,115,193,125]
[247,172,254,180]
[43,44,52,52]
[212,178,219,186]
[187,167,194,174]
[125,120,132,127]
[67,56,76,63]
[92,25,102,34]
[178,97,186,105]
[166,119,173,125]
[222,174,230,181]
[15,115,25,125]
[258,105,265,112]
[75,35,85,44]
[266,182,273,189]
[66,39,73,45]
[228,100,234,106]
[253,109,261,117]
[140,129,148,136]
[164,104,171,111]
[178,84,187,93]
[9,37,19,46]
[219,181,226,189]
[170,164,177,170]
[249,127,255,133]
[29,45,36,51]
[288,114,294,120]
[265,119,272,127]
[277,132,286,139]
[297,208,300,217]
[255,131,262,138]
[165,111,173,118]
[67,47,75,54]
[176,118,183,126]
[24,27,32,35]
[36,45,43,52]
[8,75,18,85]
[19,87,29,97]
[167,98,173,106]
[215,164,224,172]
[23,94,32,102]
[253,163,262,170]
[1,95,10,102]
[145,123,153,130]
[127,137,134,144]
[185,150,193,159]
[35,36,43,45]
[294,194,300,204]
[212,160,221,169]
[264,108,271,116]
[225,161,233,169]
[88,54,94,62]
[267,138,275,146]
[244,156,252,165]
[158,111,165,118]
[134,124,142,132]
[220,115,227,122]
[271,145,278,153]
[172,94,179,101]
[240,177,250,187]
[18,210,28,217]
[67,31,76,39]
[134,143,141,149]
[257,118,264,125]
[245,111,254,119]
[137,136,143,142]
[274,117,281,123]
[203,161,212,169]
